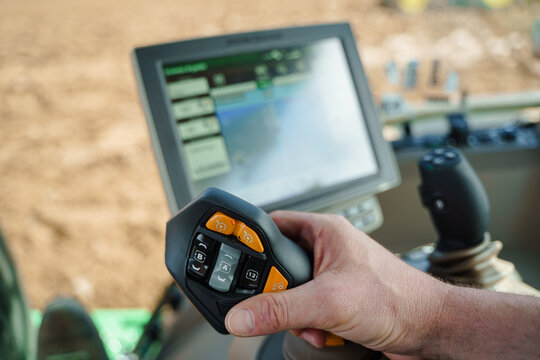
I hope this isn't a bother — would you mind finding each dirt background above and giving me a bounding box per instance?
[1,0,539,310]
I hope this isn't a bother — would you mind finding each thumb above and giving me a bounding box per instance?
[225,283,320,336]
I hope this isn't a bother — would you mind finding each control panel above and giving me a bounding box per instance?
[187,212,285,294]
[392,119,539,153]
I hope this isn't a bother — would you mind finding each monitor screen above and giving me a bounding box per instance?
[161,38,379,206]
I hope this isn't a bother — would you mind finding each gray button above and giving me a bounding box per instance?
[353,219,365,229]
[358,200,374,213]
[433,198,446,212]
[346,205,360,217]
[434,148,445,155]
[363,212,377,225]
[209,243,241,292]
[432,157,445,167]
[444,152,457,160]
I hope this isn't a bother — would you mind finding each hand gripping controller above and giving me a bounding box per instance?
[165,187,312,334]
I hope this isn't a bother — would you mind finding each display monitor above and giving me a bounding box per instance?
[133,23,400,226]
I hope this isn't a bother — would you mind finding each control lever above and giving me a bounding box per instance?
[416,147,540,297]
[164,187,312,334]
[418,147,489,251]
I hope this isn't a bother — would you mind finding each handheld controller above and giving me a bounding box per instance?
[165,188,312,334]
[418,147,490,251]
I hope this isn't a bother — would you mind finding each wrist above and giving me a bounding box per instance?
[420,285,540,359]
[419,283,473,360]
[407,276,452,358]
[375,268,451,356]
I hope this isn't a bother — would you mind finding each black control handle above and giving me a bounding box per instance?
[165,188,312,333]
[418,148,490,251]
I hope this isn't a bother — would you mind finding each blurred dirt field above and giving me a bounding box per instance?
[1,0,539,310]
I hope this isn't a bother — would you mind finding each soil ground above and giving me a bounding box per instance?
[1,0,539,310]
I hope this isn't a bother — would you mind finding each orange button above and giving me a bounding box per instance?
[324,332,345,346]
[233,223,264,253]
[263,266,288,293]
[205,212,236,235]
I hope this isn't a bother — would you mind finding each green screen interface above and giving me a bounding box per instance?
[162,38,378,206]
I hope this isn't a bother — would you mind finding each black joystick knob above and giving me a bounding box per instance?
[418,148,489,251]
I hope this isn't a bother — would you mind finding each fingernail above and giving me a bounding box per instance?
[227,309,254,335]
[302,332,320,348]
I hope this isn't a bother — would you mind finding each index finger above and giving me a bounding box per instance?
[269,210,334,248]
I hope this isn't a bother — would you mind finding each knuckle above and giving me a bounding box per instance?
[328,213,349,226]
[301,217,323,242]
[305,213,340,239]
[322,213,350,231]
[315,214,353,244]
[254,293,290,333]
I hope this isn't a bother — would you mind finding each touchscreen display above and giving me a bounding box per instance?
[162,37,378,206]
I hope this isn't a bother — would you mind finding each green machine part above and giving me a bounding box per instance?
[0,230,36,360]
[31,309,151,360]
[1,225,152,360]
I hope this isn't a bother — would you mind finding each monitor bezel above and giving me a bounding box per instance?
[132,23,400,214]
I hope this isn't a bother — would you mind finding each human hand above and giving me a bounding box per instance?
[224,210,447,357]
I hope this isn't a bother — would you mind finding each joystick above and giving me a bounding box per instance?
[164,187,311,334]
[418,147,489,251]
[417,148,539,295]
